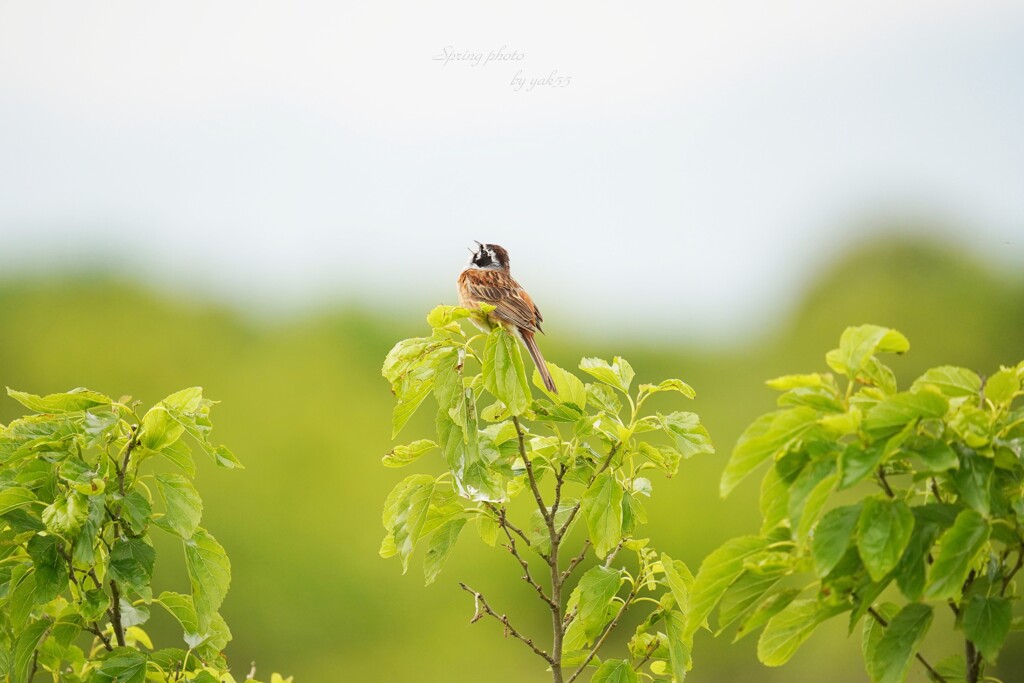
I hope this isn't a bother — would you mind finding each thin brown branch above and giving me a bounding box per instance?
[868,607,946,683]
[513,416,554,532]
[484,502,531,545]
[109,580,126,648]
[561,540,592,582]
[497,509,555,608]
[459,583,553,665]
[876,466,895,498]
[1001,545,1024,595]
[86,623,114,652]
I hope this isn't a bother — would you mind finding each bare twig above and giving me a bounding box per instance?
[496,508,555,608]
[459,583,553,665]
[561,540,592,582]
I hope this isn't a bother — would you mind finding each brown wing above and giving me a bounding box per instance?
[459,269,543,333]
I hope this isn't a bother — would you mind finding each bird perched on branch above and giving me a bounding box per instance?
[457,242,557,393]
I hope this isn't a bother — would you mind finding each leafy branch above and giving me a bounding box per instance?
[690,324,1024,683]
[380,305,715,682]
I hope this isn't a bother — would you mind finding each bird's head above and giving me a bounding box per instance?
[468,242,510,271]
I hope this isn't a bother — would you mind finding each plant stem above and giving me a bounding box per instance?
[965,637,981,683]
[109,579,126,647]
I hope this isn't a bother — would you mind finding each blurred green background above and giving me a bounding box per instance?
[2,235,1022,682]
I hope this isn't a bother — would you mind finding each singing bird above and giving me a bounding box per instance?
[458,242,557,393]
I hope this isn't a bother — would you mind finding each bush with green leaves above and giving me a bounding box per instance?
[691,324,1024,683]
[0,386,289,683]
[380,306,715,682]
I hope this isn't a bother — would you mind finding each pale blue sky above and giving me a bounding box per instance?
[1,1,1022,340]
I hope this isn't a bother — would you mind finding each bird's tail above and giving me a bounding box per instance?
[521,329,557,393]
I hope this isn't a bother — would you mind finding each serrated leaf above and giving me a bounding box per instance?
[665,610,692,680]
[576,566,621,634]
[925,509,989,600]
[826,325,909,378]
[661,554,694,614]
[423,517,466,586]
[483,327,531,416]
[812,504,862,577]
[864,391,948,436]
[12,619,49,683]
[985,367,1020,405]
[109,537,156,594]
[717,567,786,632]
[686,536,768,638]
[184,528,231,632]
[591,659,639,683]
[962,595,1011,663]
[659,412,714,459]
[92,647,148,683]
[156,472,203,538]
[582,472,623,558]
[640,378,696,400]
[856,498,914,582]
[838,443,885,490]
[868,603,933,683]
[0,487,37,516]
[383,439,438,468]
[140,405,185,451]
[911,366,982,398]
[721,407,817,497]
[6,387,111,414]
[533,362,587,407]
[757,599,826,666]
[579,357,634,393]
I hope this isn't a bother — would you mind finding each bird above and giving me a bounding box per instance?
[457,242,557,393]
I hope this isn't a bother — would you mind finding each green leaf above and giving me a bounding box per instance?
[579,357,635,393]
[388,474,436,571]
[121,490,152,535]
[838,443,885,490]
[483,328,531,415]
[734,588,800,642]
[868,603,933,683]
[392,379,433,439]
[985,366,1020,405]
[825,325,909,378]
[962,595,1011,663]
[686,536,768,639]
[108,537,156,594]
[717,567,785,632]
[156,472,203,538]
[812,504,862,577]
[856,498,914,582]
[661,554,694,613]
[640,378,696,400]
[92,647,148,683]
[864,390,948,436]
[925,509,990,600]
[721,407,817,497]
[665,610,692,680]
[533,362,587,407]
[42,491,89,536]
[140,405,185,451]
[951,449,993,515]
[757,599,826,666]
[591,659,639,683]
[911,366,982,398]
[383,439,438,468]
[426,304,473,328]
[27,534,67,603]
[82,588,111,622]
[576,566,621,634]
[184,528,231,632]
[659,412,715,459]
[0,487,37,516]
[912,440,958,472]
[12,619,49,683]
[581,472,624,558]
[423,517,466,586]
[788,461,837,542]
[6,387,111,413]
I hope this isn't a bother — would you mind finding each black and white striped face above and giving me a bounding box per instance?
[468,242,510,271]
